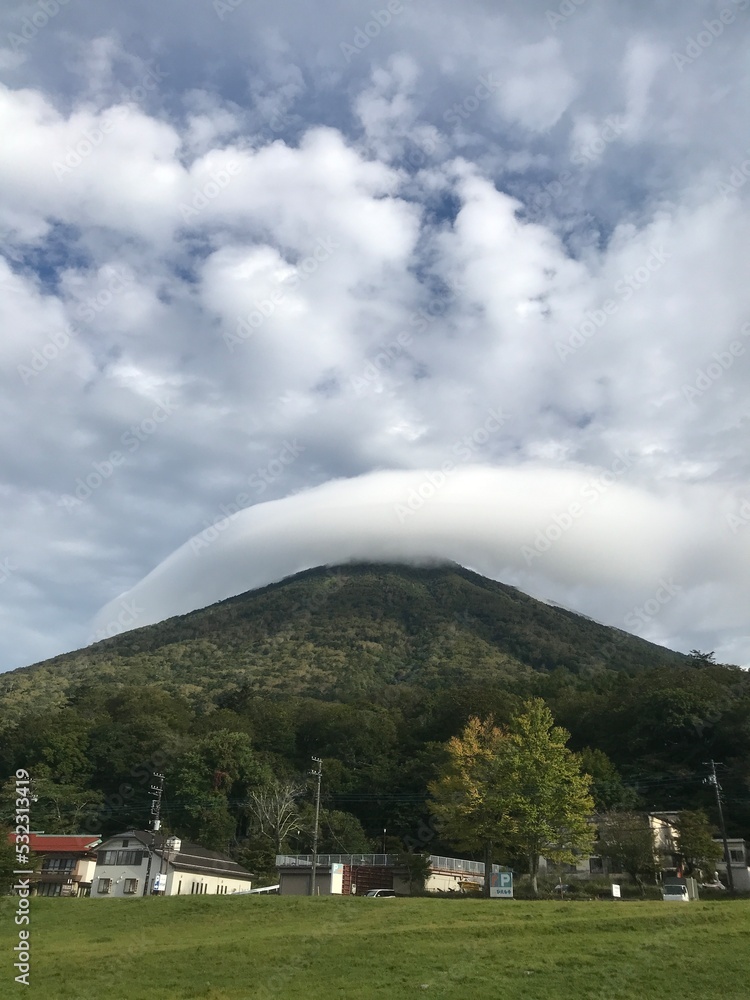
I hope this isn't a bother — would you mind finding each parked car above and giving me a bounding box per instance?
[363,888,396,897]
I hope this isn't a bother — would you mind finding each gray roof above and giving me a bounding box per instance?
[99,830,254,880]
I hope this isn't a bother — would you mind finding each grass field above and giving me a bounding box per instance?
[1,895,749,999]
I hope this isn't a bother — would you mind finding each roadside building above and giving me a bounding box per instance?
[276,854,498,895]
[5,833,102,897]
[92,830,253,897]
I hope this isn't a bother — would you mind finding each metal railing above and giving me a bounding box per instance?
[276,854,501,873]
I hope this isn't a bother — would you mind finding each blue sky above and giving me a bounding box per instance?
[1,0,749,669]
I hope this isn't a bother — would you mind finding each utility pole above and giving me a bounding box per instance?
[704,760,735,894]
[142,773,164,897]
[309,757,322,897]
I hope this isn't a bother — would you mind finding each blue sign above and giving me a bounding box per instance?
[489,872,513,898]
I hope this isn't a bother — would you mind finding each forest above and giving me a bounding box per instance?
[1,563,748,882]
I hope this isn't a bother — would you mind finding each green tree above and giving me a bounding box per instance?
[675,810,723,879]
[429,701,594,896]
[396,851,432,894]
[428,716,509,897]
[597,811,657,894]
[499,700,595,895]
[169,731,270,851]
[576,748,639,812]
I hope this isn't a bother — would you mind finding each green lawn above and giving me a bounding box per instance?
[1,895,748,999]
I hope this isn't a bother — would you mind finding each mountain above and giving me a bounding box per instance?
[0,562,690,725]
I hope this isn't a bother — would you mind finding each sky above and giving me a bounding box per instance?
[1,0,749,671]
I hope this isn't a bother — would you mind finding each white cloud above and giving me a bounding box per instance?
[1,0,749,672]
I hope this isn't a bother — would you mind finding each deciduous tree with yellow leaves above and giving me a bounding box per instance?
[429,699,594,895]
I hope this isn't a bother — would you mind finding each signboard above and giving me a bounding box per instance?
[489,872,513,898]
[611,884,621,898]
[152,873,167,892]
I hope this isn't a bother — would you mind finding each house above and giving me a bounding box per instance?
[91,830,253,897]
[5,833,102,897]
[275,853,500,895]
[714,837,750,891]
[540,812,683,881]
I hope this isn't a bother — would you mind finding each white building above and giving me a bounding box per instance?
[715,838,750,891]
[92,830,253,897]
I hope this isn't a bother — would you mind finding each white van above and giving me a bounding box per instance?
[663,884,690,902]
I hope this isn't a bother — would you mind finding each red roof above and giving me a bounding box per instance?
[6,833,101,853]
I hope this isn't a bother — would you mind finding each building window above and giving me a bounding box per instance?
[122,840,130,848]
[97,878,112,895]
[123,879,139,894]
[729,850,744,863]
[97,850,144,866]
[589,857,604,874]
[42,858,75,874]
[38,883,63,897]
